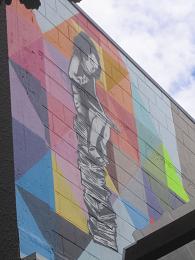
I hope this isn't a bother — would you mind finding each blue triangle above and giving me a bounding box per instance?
[122,199,149,230]
[16,151,55,211]
[16,188,54,259]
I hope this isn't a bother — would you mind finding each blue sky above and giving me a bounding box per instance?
[78,0,195,119]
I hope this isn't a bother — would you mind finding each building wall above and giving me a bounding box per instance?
[160,240,195,260]
[6,0,195,259]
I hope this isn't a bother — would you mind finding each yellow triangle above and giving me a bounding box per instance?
[52,154,89,234]
[105,169,118,195]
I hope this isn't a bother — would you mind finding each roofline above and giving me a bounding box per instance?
[123,199,195,259]
[72,2,195,124]
[124,209,195,260]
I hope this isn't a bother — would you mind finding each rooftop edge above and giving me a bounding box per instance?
[72,1,195,124]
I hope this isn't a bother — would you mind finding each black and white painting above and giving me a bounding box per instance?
[69,32,118,251]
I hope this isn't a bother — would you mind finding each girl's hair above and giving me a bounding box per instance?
[73,32,101,79]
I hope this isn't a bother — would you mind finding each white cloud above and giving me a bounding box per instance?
[78,0,195,119]
[175,79,195,119]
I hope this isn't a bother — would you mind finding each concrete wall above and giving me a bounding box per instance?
[6,0,195,259]
[160,240,195,260]
[0,3,20,259]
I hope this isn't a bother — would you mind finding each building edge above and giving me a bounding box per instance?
[72,2,195,124]
[0,2,20,259]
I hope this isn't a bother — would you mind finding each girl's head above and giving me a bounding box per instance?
[73,32,101,78]
[82,53,99,75]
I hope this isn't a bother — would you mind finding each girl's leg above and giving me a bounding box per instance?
[72,88,89,151]
[89,115,105,163]
[100,123,110,156]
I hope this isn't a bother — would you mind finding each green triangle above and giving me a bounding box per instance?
[162,145,189,203]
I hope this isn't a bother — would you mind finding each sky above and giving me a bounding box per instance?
[78,0,195,120]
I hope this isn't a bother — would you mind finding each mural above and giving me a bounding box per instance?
[69,31,118,250]
[6,0,194,259]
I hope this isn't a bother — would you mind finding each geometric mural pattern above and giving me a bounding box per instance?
[6,0,194,259]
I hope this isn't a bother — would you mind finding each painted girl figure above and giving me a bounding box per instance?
[69,32,118,250]
[69,32,117,165]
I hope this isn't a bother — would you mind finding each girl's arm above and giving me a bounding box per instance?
[69,54,80,83]
[69,54,89,85]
